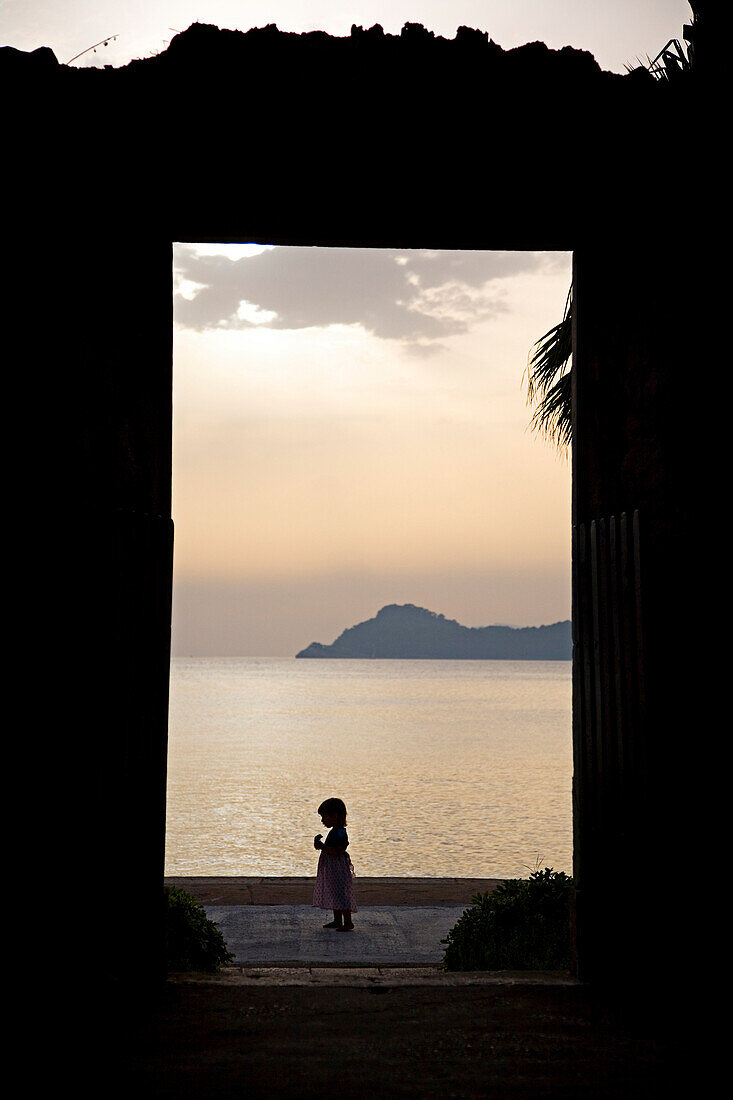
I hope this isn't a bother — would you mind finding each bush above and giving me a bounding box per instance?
[165,886,234,973]
[442,868,573,971]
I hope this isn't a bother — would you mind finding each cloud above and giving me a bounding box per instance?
[173,245,566,350]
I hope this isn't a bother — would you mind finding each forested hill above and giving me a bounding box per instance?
[296,604,572,659]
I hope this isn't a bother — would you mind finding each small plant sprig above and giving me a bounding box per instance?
[66,36,119,66]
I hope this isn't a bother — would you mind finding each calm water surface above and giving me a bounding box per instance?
[165,658,572,878]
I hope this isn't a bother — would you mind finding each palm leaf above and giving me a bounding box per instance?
[525,286,572,449]
[529,371,572,449]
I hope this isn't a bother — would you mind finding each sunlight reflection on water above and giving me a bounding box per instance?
[164,658,572,878]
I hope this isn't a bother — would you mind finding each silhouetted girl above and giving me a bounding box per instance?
[313,797,357,930]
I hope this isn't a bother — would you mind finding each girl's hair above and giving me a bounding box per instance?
[318,797,347,825]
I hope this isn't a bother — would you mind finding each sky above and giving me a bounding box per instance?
[172,244,573,654]
[3,2,691,656]
[2,1,690,75]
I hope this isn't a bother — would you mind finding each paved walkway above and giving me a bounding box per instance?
[205,904,468,966]
[169,877,504,970]
[171,878,576,987]
[170,878,564,976]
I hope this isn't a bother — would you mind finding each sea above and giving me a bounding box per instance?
[164,658,573,880]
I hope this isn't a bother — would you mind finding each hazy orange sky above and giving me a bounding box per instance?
[172,245,573,654]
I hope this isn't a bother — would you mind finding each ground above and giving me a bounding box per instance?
[113,972,678,1098]
[88,879,684,1096]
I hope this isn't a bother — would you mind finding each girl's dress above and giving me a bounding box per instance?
[313,826,358,911]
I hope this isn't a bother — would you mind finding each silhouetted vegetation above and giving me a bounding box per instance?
[524,3,703,452]
[165,886,233,972]
[525,287,573,451]
[442,868,573,970]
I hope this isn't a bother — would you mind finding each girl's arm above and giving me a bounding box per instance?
[321,827,348,856]
[314,836,345,855]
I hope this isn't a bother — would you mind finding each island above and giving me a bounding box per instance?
[296,604,572,660]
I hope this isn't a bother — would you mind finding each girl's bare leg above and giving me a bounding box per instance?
[323,909,343,929]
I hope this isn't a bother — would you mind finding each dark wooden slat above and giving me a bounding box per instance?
[631,509,648,790]
[598,516,617,819]
[589,520,605,831]
[603,514,620,809]
[577,522,595,835]
[572,508,648,982]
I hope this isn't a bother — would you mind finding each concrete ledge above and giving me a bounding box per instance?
[165,876,503,906]
[171,966,578,987]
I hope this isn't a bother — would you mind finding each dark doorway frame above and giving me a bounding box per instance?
[8,20,713,1026]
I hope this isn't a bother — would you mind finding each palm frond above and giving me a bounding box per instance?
[524,286,572,449]
[529,371,572,449]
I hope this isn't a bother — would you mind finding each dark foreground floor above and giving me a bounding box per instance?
[114,979,679,1099]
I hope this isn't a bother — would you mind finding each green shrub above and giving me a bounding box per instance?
[165,886,234,973]
[442,868,573,971]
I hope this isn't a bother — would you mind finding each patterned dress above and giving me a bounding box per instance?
[313,826,358,911]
